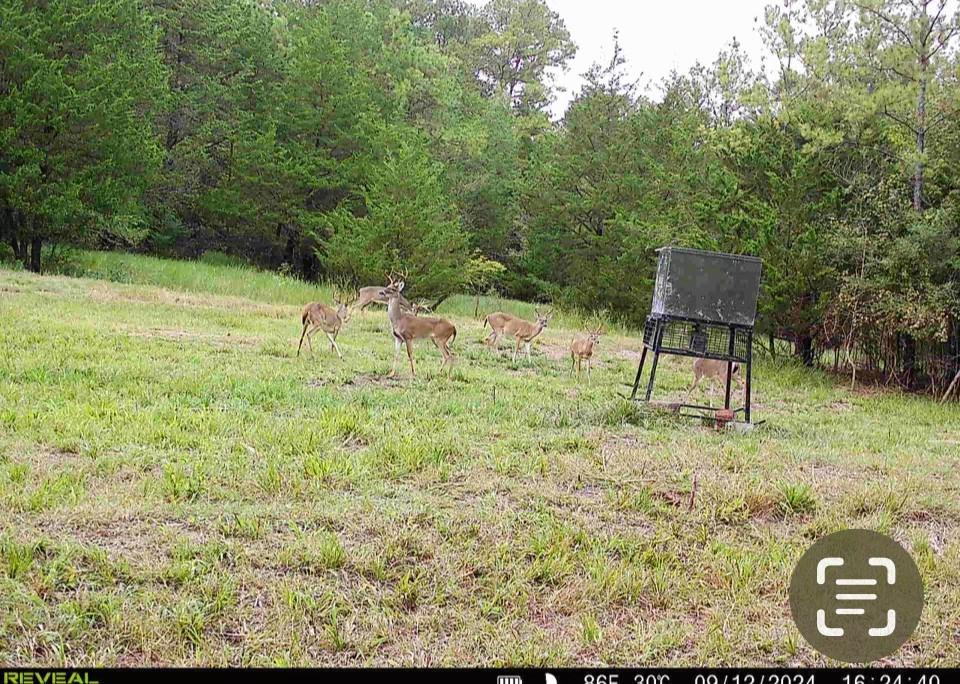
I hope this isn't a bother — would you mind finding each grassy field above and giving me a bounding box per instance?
[1,253,959,666]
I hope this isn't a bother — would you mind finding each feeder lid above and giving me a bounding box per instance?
[651,246,763,327]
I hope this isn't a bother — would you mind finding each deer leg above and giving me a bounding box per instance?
[326,332,342,359]
[297,322,310,357]
[733,368,745,390]
[431,337,444,371]
[306,326,318,354]
[405,339,416,376]
[389,337,402,377]
[513,337,521,363]
[525,341,532,362]
[439,339,454,373]
[587,358,592,379]
[684,373,702,404]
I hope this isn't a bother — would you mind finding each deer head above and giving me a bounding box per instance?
[588,323,603,345]
[534,307,553,329]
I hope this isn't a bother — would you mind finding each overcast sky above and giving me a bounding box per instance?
[466,0,773,118]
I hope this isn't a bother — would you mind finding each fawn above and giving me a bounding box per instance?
[297,300,350,358]
[570,325,603,376]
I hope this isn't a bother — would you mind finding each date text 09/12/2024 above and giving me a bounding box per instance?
[581,675,943,684]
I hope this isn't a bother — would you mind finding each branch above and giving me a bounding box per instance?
[881,105,921,134]
[855,2,918,50]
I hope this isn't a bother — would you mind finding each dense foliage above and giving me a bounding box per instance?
[1,0,958,388]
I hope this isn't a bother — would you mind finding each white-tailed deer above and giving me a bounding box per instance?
[297,299,351,358]
[684,358,743,402]
[353,273,413,314]
[493,308,552,363]
[482,311,521,349]
[378,279,457,377]
[570,324,603,376]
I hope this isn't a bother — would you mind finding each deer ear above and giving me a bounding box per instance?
[397,280,405,292]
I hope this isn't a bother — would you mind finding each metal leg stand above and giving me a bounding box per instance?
[745,330,753,423]
[724,327,735,410]
[644,325,664,401]
[630,346,649,400]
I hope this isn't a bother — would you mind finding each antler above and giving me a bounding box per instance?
[332,278,354,305]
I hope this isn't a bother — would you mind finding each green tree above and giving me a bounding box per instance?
[320,136,470,299]
[0,0,166,272]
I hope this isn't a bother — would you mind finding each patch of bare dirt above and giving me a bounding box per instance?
[90,285,292,318]
[616,348,645,362]
[827,400,855,412]
[130,327,260,348]
[341,372,405,389]
[22,514,207,569]
[539,342,569,361]
[19,447,83,471]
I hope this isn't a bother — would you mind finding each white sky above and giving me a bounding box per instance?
[466,0,772,118]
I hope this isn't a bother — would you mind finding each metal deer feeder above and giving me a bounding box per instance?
[629,247,763,423]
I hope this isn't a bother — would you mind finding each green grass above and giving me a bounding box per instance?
[1,252,959,666]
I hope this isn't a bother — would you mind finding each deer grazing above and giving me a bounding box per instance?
[378,278,457,377]
[297,297,351,358]
[684,358,743,403]
[570,324,603,376]
[483,308,552,363]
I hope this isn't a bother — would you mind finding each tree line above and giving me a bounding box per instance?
[1,0,959,391]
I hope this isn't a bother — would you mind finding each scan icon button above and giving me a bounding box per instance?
[789,529,923,663]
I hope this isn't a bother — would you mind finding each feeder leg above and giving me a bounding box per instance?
[745,332,753,423]
[724,361,733,410]
[644,324,666,402]
[630,346,648,400]
[724,327,736,410]
[644,350,661,401]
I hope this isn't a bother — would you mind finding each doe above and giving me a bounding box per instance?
[570,324,603,377]
[297,300,350,358]
[684,358,743,403]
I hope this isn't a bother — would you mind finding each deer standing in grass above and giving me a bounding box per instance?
[482,311,520,350]
[485,308,551,363]
[353,273,413,314]
[378,279,457,377]
[297,298,351,358]
[684,358,743,403]
[570,325,603,377]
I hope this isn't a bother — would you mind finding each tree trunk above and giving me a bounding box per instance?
[900,333,918,389]
[942,369,960,403]
[795,335,815,367]
[913,73,927,211]
[29,236,42,273]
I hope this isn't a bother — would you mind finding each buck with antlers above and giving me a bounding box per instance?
[378,278,457,377]
[484,308,552,363]
[297,291,352,358]
[353,273,413,314]
[570,324,603,376]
